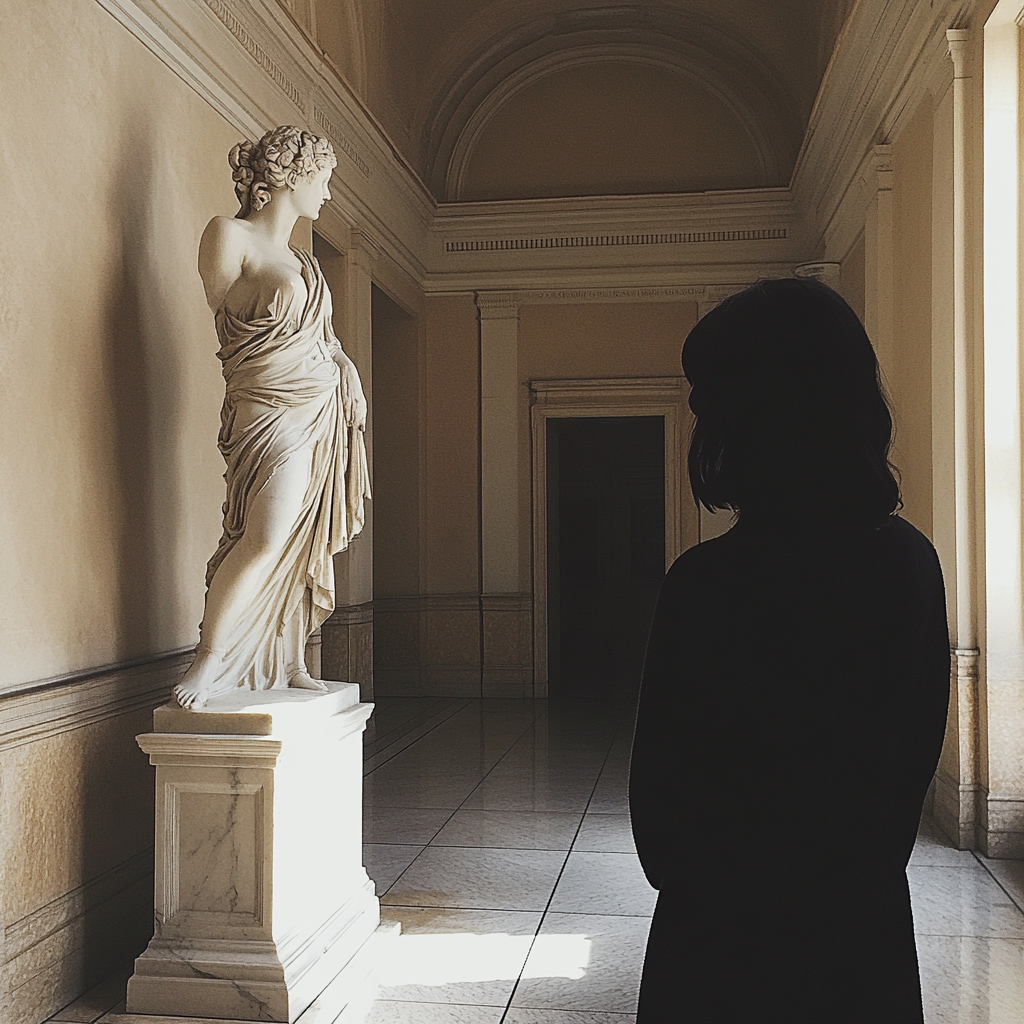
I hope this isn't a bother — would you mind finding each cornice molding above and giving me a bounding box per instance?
[477,285,719,309]
[793,0,968,251]
[97,0,433,286]
[446,228,787,254]
[313,103,372,179]
[202,0,306,111]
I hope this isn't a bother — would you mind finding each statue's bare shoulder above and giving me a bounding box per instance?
[198,216,253,313]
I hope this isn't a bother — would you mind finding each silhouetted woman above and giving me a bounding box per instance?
[629,279,949,1023]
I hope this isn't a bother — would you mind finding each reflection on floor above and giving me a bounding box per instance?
[48,696,1024,1024]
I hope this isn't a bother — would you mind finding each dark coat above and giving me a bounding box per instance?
[629,514,950,1023]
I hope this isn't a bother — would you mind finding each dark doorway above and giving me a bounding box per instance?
[547,416,666,696]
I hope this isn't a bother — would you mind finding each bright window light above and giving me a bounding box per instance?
[378,932,592,987]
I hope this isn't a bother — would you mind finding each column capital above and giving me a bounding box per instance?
[475,291,521,320]
[347,229,380,272]
[794,262,842,288]
[946,28,973,79]
[863,144,894,195]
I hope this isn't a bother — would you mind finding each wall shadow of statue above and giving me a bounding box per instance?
[174,126,370,709]
[629,278,950,1023]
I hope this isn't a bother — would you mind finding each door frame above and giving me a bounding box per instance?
[530,376,692,693]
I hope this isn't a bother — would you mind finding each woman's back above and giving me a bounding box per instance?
[630,515,949,1022]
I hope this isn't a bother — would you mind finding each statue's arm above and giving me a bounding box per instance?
[325,318,367,429]
[198,217,246,314]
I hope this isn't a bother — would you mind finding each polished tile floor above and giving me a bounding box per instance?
[48,695,1024,1024]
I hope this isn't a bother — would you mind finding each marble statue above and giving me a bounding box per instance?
[173,126,369,710]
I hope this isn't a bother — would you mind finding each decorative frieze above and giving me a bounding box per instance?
[314,104,372,178]
[203,0,305,112]
[446,227,787,253]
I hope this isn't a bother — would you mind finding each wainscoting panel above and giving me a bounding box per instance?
[0,651,189,1024]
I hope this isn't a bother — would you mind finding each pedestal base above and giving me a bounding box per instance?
[127,684,379,1022]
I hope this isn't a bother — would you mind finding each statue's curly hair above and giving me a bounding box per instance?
[228,125,337,216]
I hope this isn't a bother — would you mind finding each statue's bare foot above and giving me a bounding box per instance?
[173,649,224,709]
[288,669,328,692]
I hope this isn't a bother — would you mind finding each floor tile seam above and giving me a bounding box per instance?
[367,695,474,746]
[422,843,577,853]
[364,696,452,737]
[364,700,483,770]
[364,697,451,747]
[377,703,552,897]
[423,702,556,822]
[368,706,543,776]
[970,852,1024,917]
[498,717,629,1023]
[364,699,476,773]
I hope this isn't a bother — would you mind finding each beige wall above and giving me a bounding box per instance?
[0,2,250,1019]
[424,295,480,594]
[372,290,422,598]
[0,0,238,692]
[891,96,935,538]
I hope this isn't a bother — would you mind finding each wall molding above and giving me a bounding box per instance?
[4,850,153,969]
[0,650,190,752]
[2,850,154,1024]
[202,0,306,112]
[446,228,788,253]
[476,286,710,309]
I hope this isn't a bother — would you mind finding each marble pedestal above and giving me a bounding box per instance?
[127,684,379,1022]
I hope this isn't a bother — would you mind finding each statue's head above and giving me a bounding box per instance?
[228,126,338,217]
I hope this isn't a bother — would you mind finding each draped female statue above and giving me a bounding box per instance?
[173,126,369,710]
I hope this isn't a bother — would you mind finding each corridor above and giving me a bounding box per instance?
[47,697,1024,1024]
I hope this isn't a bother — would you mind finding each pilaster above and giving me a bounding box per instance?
[321,234,376,699]
[475,293,531,696]
[864,144,895,380]
[981,3,1024,857]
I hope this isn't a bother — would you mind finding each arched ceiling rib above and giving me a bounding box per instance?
[413,3,808,201]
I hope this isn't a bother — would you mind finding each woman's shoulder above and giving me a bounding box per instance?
[661,531,736,593]
[872,515,944,585]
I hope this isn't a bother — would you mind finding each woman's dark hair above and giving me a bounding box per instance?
[683,277,901,523]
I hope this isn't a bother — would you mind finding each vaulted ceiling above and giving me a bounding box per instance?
[311,0,857,203]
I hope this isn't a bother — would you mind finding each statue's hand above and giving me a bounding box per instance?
[341,360,367,429]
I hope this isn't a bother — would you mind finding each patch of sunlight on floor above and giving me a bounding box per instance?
[379,932,592,986]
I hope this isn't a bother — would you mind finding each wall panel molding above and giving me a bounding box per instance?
[0,651,190,752]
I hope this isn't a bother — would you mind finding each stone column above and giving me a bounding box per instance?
[476,293,532,696]
[127,685,381,1021]
[982,6,1024,857]
[932,28,983,848]
[320,233,375,700]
